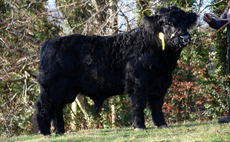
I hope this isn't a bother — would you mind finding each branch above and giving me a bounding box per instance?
[0,63,24,75]
[208,13,230,21]
[5,0,46,10]
[0,39,10,49]
[8,29,43,46]
[75,95,90,119]
[0,76,26,82]
[198,0,224,15]
[5,8,14,30]
[190,0,227,34]
[1,93,21,108]
[69,1,111,32]
[119,9,131,31]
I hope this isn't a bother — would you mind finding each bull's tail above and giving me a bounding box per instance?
[32,100,40,134]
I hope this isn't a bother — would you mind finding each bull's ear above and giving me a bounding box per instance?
[187,13,197,28]
[155,15,166,26]
[141,16,154,27]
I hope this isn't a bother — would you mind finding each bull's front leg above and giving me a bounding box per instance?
[125,76,148,129]
[129,92,147,130]
[125,61,149,130]
[148,94,167,128]
[147,73,172,128]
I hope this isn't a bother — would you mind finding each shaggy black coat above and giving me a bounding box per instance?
[33,6,197,135]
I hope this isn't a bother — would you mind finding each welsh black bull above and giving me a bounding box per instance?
[33,6,197,135]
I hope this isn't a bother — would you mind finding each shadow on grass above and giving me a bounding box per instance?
[170,120,218,128]
[147,119,222,130]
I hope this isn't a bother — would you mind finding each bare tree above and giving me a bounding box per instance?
[0,0,61,136]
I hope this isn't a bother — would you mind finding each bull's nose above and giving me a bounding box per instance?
[179,35,190,44]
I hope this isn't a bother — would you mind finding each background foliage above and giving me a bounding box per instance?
[0,0,230,137]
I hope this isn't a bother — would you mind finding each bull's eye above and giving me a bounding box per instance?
[170,33,176,39]
[162,21,173,27]
[167,23,173,26]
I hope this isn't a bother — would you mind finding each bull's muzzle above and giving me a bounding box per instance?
[179,35,190,45]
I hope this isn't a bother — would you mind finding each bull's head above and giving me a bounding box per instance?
[156,6,197,48]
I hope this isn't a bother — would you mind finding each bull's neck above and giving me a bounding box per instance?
[161,46,183,71]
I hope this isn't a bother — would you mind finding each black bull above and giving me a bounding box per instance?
[33,6,197,135]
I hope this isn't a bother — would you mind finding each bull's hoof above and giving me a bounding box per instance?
[158,125,167,129]
[40,130,51,136]
[55,132,64,135]
[42,133,51,136]
[134,127,146,131]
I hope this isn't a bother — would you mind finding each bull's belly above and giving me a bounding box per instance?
[77,72,125,97]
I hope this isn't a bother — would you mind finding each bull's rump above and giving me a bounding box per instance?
[39,34,125,96]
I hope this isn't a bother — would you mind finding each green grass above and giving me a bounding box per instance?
[1,120,230,142]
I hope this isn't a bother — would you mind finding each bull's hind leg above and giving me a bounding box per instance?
[33,91,53,135]
[51,86,78,134]
[148,95,167,128]
[52,108,65,134]
[33,87,59,135]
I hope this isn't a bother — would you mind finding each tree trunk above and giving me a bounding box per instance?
[109,0,118,35]
[92,0,107,35]
[71,99,78,130]
[71,94,94,130]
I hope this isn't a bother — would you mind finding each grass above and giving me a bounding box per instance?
[1,120,230,142]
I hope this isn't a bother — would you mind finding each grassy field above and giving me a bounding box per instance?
[1,120,230,142]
